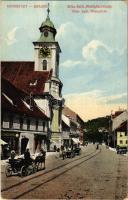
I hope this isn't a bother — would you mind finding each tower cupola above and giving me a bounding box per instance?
[38,4,57,42]
[33,3,61,76]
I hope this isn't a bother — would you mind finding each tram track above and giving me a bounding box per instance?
[1,149,96,192]
[2,149,101,199]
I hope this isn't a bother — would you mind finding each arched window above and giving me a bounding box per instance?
[42,60,47,70]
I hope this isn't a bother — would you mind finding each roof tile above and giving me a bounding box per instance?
[1,61,52,95]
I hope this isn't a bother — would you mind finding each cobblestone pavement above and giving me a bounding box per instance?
[1,144,128,200]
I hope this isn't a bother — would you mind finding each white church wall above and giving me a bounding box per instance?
[44,81,50,93]
[34,46,40,71]
[34,99,50,118]
[51,46,56,77]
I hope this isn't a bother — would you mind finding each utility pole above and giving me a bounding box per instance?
[114,129,116,149]
[108,120,110,147]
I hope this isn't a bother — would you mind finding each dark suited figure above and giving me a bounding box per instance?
[24,149,33,166]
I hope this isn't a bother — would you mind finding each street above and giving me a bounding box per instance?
[1,144,128,200]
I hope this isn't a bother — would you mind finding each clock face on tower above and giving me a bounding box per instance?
[39,47,51,58]
[44,31,48,37]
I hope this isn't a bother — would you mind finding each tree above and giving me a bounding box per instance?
[84,116,110,143]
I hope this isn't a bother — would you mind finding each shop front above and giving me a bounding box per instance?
[19,131,47,155]
[1,131,20,158]
[61,131,71,148]
[34,134,47,153]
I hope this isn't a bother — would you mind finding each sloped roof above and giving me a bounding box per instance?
[1,78,49,120]
[63,106,77,121]
[63,106,85,127]
[112,110,128,131]
[111,110,124,119]
[1,61,52,95]
[116,121,127,131]
[62,114,70,127]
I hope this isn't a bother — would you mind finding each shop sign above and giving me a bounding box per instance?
[2,131,19,137]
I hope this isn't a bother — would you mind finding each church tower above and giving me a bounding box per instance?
[33,4,64,146]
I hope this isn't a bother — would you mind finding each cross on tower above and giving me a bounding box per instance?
[47,3,50,18]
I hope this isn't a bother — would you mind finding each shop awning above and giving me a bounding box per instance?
[0,139,8,145]
[72,138,80,144]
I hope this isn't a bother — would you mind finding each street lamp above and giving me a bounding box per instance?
[16,133,19,138]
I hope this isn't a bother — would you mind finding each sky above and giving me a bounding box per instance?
[1,1,127,121]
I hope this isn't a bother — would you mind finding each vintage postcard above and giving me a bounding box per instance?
[1,0,128,199]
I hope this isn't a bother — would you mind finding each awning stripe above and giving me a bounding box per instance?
[72,138,80,144]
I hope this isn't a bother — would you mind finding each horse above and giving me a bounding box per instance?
[34,152,46,171]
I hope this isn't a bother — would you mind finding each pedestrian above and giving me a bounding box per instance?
[62,146,66,160]
[24,148,33,166]
[41,148,46,169]
[10,150,16,171]
[54,145,57,152]
[3,146,9,159]
[35,148,46,169]
[96,144,99,150]
[10,150,16,160]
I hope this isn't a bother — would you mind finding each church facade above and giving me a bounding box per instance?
[1,6,64,153]
[33,7,64,147]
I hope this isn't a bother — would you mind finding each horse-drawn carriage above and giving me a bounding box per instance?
[116,145,127,154]
[5,158,33,177]
[59,146,81,160]
[5,153,46,177]
[34,153,46,170]
[74,147,81,155]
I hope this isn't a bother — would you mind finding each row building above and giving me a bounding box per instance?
[1,6,85,158]
[1,6,64,156]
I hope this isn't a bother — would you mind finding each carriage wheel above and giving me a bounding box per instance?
[33,164,38,173]
[20,166,27,177]
[5,165,12,177]
[38,163,42,171]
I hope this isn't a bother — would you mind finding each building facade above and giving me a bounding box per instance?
[33,8,64,146]
[116,123,128,148]
[111,110,128,148]
[1,6,64,151]
[1,78,49,158]
[62,106,85,146]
